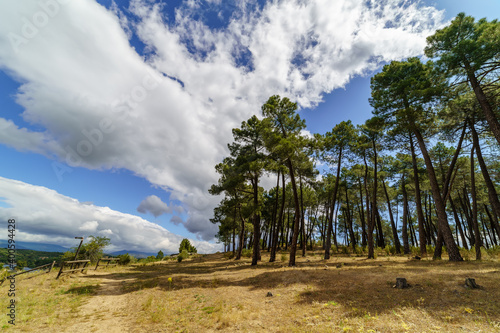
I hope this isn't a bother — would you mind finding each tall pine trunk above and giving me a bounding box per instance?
[325,147,342,259]
[287,159,301,267]
[409,134,427,255]
[383,180,401,253]
[413,128,462,261]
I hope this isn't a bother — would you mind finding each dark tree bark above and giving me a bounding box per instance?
[270,172,285,262]
[470,121,500,240]
[450,197,469,250]
[470,146,482,260]
[358,177,367,247]
[401,176,410,255]
[251,175,262,266]
[413,128,462,261]
[465,64,500,146]
[345,185,356,250]
[235,206,246,260]
[382,180,401,254]
[484,205,498,246]
[300,175,306,257]
[325,147,342,260]
[286,159,301,267]
[409,134,427,255]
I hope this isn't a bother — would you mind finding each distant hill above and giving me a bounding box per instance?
[0,248,63,268]
[0,240,69,252]
[109,250,159,258]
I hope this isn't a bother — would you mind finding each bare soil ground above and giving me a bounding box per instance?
[2,251,500,332]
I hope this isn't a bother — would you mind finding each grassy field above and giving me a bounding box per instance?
[1,249,499,332]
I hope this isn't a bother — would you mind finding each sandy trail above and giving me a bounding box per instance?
[63,271,137,333]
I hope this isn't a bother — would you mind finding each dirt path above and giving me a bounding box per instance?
[63,271,136,333]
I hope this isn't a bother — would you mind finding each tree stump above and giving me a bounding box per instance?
[395,277,408,289]
[465,278,479,289]
[266,292,273,297]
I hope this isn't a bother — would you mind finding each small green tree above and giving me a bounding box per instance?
[62,236,111,263]
[156,250,164,260]
[179,238,197,253]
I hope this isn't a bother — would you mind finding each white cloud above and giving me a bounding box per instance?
[0,176,221,254]
[0,0,444,240]
[137,195,172,217]
[79,220,99,232]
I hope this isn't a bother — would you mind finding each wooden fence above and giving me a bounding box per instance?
[95,257,120,270]
[56,260,90,279]
[0,261,56,285]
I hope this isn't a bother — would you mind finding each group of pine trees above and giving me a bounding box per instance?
[209,13,500,266]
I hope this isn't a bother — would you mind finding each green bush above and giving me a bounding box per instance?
[486,245,500,258]
[339,246,349,255]
[117,253,136,265]
[177,249,189,262]
[280,253,287,262]
[241,249,252,258]
[354,245,364,255]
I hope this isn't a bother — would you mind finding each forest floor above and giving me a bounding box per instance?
[1,249,500,332]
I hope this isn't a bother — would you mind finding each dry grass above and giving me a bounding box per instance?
[1,251,500,332]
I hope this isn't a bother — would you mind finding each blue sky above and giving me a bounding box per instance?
[0,0,498,254]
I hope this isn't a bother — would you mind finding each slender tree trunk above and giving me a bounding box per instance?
[300,175,306,257]
[470,121,500,240]
[362,154,374,258]
[269,171,280,253]
[484,205,498,246]
[470,146,482,260]
[270,171,285,262]
[383,180,401,253]
[251,176,261,266]
[450,197,468,249]
[413,128,462,261]
[325,148,342,260]
[401,176,410,255]
[344,184,356,250]
[236,207,246,260]
[286,159,301,267]
[409,134,427,255]
[481,213,490,249]
[466,65,500,146]
[459,190,475,247]
[368,138,379,258]
[441,124,466,203]
[358,177,367,247]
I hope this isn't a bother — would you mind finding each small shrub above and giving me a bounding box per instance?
[117,253,136,265]
[340,246,349,255]
[486,245,500,259]
[241,249,252,258]
[177,249,189,262]
[411,246,420,256]
[223,252,234,259]
[280,253,287,262]
[354,245,364,255]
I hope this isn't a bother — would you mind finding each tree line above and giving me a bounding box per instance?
[209,13,500,266]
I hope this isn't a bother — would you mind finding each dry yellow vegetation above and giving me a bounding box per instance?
[1,250,500,332]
